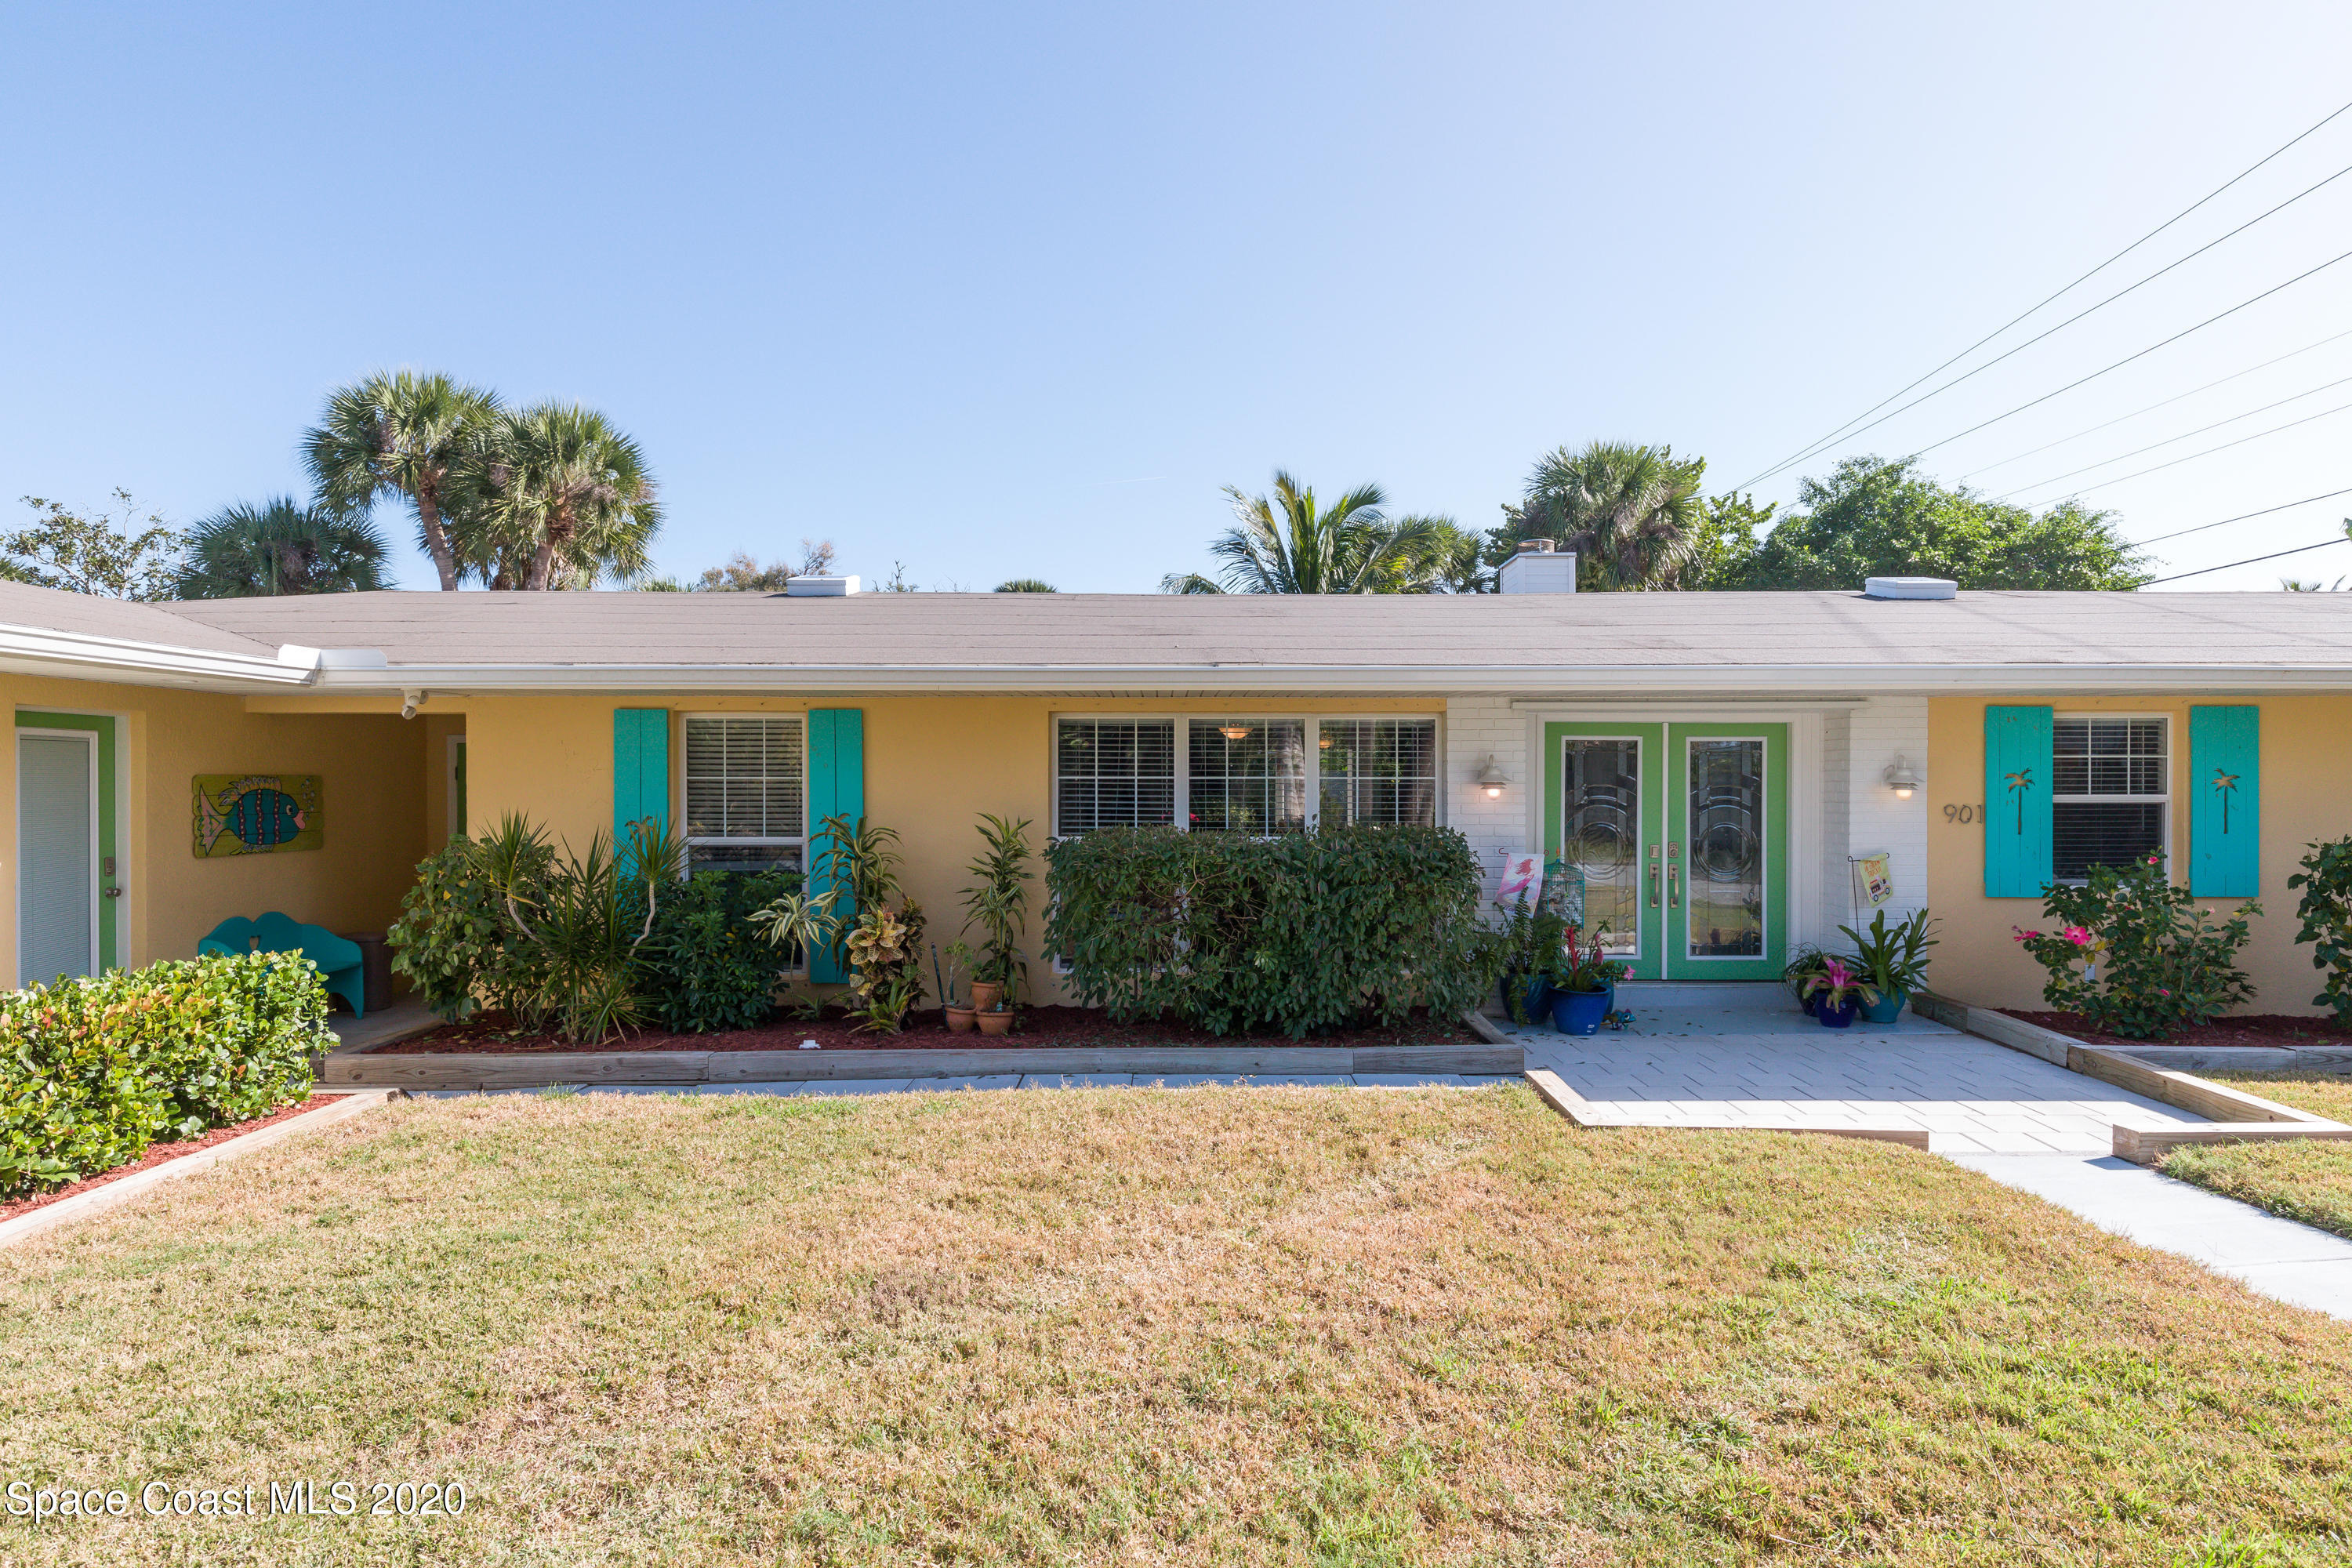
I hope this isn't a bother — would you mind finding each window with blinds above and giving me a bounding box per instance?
[1055,719,1176,834]
[1318,718,1438,827]
[2053,715,2167,881]
[683,714,806,873]
[1189,719,1308,833]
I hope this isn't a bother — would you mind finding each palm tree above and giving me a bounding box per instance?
[470,402,662,590]
[994,578,1058,593]
[1502,441,1709,590]
[1161,472,1444,593]
[303,371,500,593]
[174,498,390,597]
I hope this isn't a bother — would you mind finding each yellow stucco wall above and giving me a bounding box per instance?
[464,694,1445,1001]
[1926,694,2352,1014]
[4,675,429,989]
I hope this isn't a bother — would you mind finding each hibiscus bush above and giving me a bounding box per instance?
[2013,853,2257,1040]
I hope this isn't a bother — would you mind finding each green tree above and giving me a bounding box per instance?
[173,498,390,597]
[995,578,1058,593]
[1494,441,1711,590]
[1729,456,2151,590]
[470,402,662,590]
[5,491,182,600]
[1162,472,1445,593]
[303,371,501,593]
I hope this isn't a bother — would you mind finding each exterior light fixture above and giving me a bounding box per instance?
[1882,754,1922,799]
[1218,724,1253,742]
[1475,756,1509,800]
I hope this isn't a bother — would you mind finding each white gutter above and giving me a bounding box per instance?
[0,622,321,686]
[306,661,2352,695]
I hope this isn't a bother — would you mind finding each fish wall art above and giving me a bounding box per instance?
[192,774,325,857]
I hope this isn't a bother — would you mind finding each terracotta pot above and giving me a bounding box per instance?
[969,982,1004,1013]
[945,1005,978,1033]
[975,1007,1014,1036]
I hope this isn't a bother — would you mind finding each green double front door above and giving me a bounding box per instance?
[1541,721,1788,982]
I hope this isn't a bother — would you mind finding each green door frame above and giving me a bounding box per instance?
[1543,718,1787,982]
[16,709,120,972]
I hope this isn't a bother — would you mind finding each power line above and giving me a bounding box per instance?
[2130,486,2352,548]
[2002,395,2352,500]
[1740,157,2352,489]
[1993,370,2352,498]
[1734,97,2352,491]
[2148,528,2352,583]
[1899,245,2352,462]
[1959,324,2352,477]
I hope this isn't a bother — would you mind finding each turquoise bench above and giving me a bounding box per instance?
[198,913,368,1017]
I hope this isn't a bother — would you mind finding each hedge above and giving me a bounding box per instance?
[0,951,330,1200]
[1043,825,1490,1037]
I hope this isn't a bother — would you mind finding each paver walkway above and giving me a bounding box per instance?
[1504,982,2201,1155]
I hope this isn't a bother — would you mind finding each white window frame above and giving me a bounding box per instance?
[1048,713,1445,837]
[2051,711,2171,883]
[677,711,810,874]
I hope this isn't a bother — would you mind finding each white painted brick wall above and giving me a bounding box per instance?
[1814,708,1852,947]
[1443,695,1529,894]
[1846,695,1930,928]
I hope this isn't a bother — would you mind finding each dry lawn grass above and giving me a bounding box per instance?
[2,1085,2350,1566]
[2164,1072,2352,1242]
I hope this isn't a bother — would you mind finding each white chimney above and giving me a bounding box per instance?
[1863,576,1957,600]
[1499,539,1577,593]
[785,575,862,597]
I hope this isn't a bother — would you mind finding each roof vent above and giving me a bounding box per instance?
[784,575,862,597]
[1500,542,1578,594]
[1864,576,1957,601]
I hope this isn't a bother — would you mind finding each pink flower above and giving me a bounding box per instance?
[2012,927,2042,942]
[2063,926,2092,947]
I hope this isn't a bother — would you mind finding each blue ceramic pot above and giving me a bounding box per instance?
[1818,996,1860,1029]
[1551,987,1611,1036]
[1859,988,1907,1025]
[1504,973,1552,1026]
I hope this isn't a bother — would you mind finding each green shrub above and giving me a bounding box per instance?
[387,833,552,1020]
[2013,854,2256,1040]
[2288,836,2352,1025]
[636,869,800,1034]
[1044,825,1490,1038]
[0,952,328,1199]
[473,814,690,1044]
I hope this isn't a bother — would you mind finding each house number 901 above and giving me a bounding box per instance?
[1942,803,1987,824]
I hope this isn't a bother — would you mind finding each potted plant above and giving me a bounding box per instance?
[1490,895,1570,1027]
[1800,956,1877,1029]
[938,939,978,1033]
[1838,908,1937,1025]
[975,1005,1013,1036]
[1547,927,1628,1036]
[960,814,1033,1019]
[1781,946,1831,1016]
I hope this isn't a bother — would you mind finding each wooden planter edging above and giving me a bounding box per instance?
[1522,1068,1931,1149]
[1911,992,2352,1166]
[0,1091,394,1252]
[323,1039,1523,1091]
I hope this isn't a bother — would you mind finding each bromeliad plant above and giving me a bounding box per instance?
[960,813,1035,1010]
[1838,908,1937,1001]
[473,812,688,1044]
[1548,925,1628,996]
[1800,956,1876,1013]
[2013,852,2257,1040]
[2288,835,2352,1025]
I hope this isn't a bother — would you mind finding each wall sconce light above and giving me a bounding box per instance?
[1475,756,1509,800]
[1882,753,1922,799]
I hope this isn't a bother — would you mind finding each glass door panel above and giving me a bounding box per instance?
[1544,723,1663,979]
[1664,724,1787,980]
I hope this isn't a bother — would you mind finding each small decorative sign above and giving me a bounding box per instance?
[193,774,324,857]
[1496,850,1544,906]
[1850,849,1893,913]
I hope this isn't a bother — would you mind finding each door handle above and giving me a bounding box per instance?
[1668,865,1680,909]
[1647,853,1661,908]
[102,886,124,899]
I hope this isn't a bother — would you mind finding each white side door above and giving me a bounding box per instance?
[18,728,99,983]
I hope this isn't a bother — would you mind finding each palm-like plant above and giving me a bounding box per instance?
[1504,441,1709,590]
[303,372,500,593]
[174,498,391,597]
[471,402,662,590]
[1162,472,1445,594]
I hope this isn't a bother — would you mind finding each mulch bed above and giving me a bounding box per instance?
[2003,1011,2352,1052]
[376,1006,1475,1055]
[0,1094,336,1225]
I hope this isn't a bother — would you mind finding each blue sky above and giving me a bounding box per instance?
[5,0,2352,592]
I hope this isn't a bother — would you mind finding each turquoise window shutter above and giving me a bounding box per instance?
[612,709,670,845]
[807,709,866,983]
[1983,706,2053,898]
[2189,705,2259,898]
